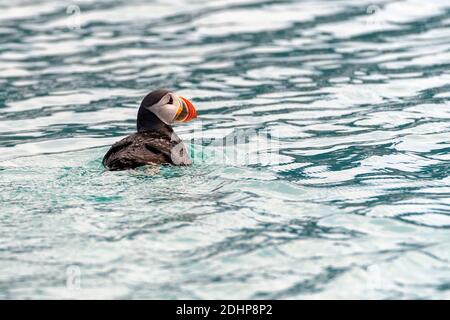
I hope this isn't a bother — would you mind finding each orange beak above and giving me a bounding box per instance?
[176,96,198,122]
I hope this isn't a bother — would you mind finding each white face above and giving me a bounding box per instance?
[147,92,183,125]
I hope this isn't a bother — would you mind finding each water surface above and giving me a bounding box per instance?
[1,0,450,299]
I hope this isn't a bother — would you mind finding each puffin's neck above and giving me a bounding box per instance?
[137,107,174,136]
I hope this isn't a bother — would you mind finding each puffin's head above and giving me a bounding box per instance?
[137,89,198,132]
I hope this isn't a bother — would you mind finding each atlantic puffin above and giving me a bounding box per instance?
[102,89,198,170]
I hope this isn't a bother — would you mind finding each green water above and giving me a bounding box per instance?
[0,0,450,299]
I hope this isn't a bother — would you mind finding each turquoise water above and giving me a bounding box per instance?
[1,0,450,299]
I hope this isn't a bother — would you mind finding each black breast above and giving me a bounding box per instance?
[102,130,191,171]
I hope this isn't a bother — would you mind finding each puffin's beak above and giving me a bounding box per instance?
[175,96,198,122]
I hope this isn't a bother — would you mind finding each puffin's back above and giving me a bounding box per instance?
[102,131,191,171]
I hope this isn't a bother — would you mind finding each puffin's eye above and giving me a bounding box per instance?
[168,96,173,104]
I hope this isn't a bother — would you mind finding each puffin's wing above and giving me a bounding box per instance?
[103,134,167,170]
[102,134,136,169]
[103,133,162,170]
[102,132,191,170]
[143,132,192,166]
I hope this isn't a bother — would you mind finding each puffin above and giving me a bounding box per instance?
[102,89,198,171]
